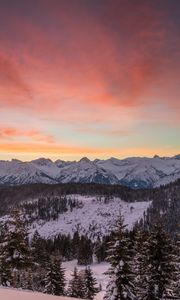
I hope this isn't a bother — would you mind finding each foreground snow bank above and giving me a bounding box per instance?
[0,288,79,300]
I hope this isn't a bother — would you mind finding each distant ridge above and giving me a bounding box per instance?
[0,155,179,188]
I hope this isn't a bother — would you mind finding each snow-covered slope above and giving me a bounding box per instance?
[0,288,80,300]
[56,157,118,184]
[0,159,58,185]
[96,156,180,188]
[0,155,180,188]
[29,195,151,240]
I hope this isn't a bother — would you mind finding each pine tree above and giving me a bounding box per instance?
[144,222,179,300]
[133,228,149,299]
[0,258,12,286]
[68,267,86,298]
[94,236,104,263]
[43,258,66,296]
[24,270,34,291]
[84,266,98,300]
[104,216,136,300]
[174,230,180,297]
[78,236,93,265]
[31,230,49,267]
[0,210,32,286]
[72,231,80,258]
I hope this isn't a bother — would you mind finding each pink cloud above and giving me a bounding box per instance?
[0,0,179,155]
[0,126,55,144]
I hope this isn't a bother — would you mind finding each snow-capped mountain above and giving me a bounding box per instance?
[0,155,180,188]
[56,157,118,185]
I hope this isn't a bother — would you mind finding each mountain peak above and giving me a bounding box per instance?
[79,157,91,163]
[153,155,160,159]
[11,159,22,163]
[31,158,53,166]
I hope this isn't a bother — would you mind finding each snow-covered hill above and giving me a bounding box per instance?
[0,288,80,300]
[0,155,180,188]
[29,195,151,240]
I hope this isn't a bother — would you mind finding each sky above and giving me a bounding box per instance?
[0,0,179,161]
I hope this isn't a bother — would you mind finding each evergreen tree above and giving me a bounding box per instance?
[72,231,80,258]
[144,222,179,300]
[84,266,98,300]
[174,230,180,297]
[104,216,135,300]
[78,236,93,265]
[94,236,104,263]
[0,258,12,286]
[68,267,86,298]
[43,258,66,296]
[0,210,31,286]
[24,270,34,291]
[133,228,149,299]
[31,230,49,267]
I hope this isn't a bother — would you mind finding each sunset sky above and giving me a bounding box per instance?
[0,0,179,161]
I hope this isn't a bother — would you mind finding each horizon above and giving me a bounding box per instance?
[0,0,179,160]
[1,153,179,163]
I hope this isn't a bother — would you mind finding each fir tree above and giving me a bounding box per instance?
[174,230,180,297]
[104,216,136,300]
[78,236,93,265]
[84,266,98,300]
[31,230,49,267]
[0,210,31,286]
[94,236,104,263]
[68,267,86,298]
[133,228,149,299]
[144,222,179,300]
[72,231,80,258]
[0,258,12,286]
[43,258,66,296]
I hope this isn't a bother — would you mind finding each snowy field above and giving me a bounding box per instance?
[30,195,151,239]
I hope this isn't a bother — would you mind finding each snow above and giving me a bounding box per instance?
[0,288,80,300]
[29,195,151,239]
[0,155,179,187]
[97,156,180,187]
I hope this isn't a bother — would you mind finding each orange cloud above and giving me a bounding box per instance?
[0,142,108,156]
[0,127,55,143]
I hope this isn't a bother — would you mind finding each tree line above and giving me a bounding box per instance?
[104,216,180,300]
[0,210,99,299]
[0,209,179,299]
[0,180,179,240]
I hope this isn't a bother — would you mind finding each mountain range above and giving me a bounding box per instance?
[0,155,180,188]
